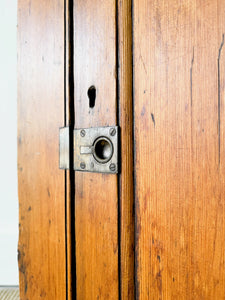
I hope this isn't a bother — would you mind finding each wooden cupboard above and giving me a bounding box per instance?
[18,0,225,299]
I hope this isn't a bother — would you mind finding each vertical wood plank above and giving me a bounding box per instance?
[73,1,119,299]
[118,0,135,299]
[17,0,66,298]
[133,0,225,299]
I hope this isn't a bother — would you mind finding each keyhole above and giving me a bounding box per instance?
[88,86,96,108]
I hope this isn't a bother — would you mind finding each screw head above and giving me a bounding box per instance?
[109,128,116,136]
[80,162,86,169]
[109,163,116,172]
[80,129,86,137]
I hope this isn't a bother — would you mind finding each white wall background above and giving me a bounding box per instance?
[0,0,19,285]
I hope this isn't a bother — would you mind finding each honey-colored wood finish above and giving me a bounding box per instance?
[73,1,119,299]
[118,0,135,299]
[133,1,225,299]
[17,0,66,299]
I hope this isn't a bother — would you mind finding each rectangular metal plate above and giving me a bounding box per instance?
[74,126,118,174]
[59,127,69,169]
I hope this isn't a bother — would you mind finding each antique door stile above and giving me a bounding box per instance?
[72,0,135,298]
[73,1,119,299]
[18,0,67,299]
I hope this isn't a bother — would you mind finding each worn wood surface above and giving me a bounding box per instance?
[73,1,119,299]
[118,0,135,299]
[17,0,66,299]
[133,0,225,299]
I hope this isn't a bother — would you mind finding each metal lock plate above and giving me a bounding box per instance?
[59,127,69,170]
[59,126,119,173]
[74,126,118,174]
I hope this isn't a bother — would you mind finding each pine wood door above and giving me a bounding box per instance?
[133,0,225,299]
[18,0,225,299]
[18,0,134,299]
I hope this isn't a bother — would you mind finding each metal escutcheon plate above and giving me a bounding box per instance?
[74,126,118,174]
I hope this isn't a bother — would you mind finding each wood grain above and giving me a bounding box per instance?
[17,0,66,298]
[133,0,225,299]
[73,0,119,299]
[118,0,135,299]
